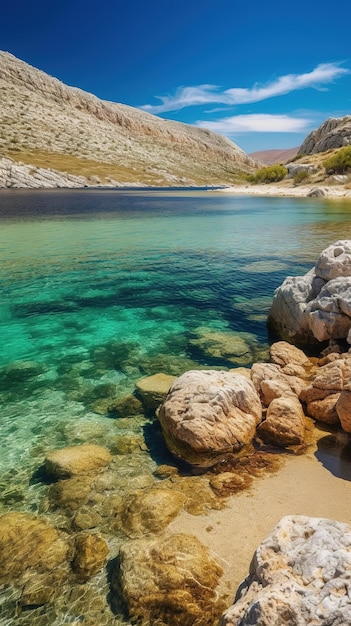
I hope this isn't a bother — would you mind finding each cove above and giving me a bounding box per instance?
[1,188,351,625]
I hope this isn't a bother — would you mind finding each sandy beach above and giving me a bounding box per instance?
[221,182,351,199]
[169,426,351,602]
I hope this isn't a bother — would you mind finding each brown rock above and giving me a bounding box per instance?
[45,443,112,478]
[158,370,262,468]
[336,389,351,432]
[269,341,313,372]
[72,532,109,581]
[306,393,340,424]
[113,533,224,626]
[0,512,69,584]
[136,372,176,410]
[121,487,185,536]
[251,362,306,405]
[257,396,306,447]
[48,475,94,511]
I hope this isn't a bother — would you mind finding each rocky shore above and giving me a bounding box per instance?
[1,241,351,625]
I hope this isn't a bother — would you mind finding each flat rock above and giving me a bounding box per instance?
[220,515,351,626]
[45,443,112,478]
[136,372,176,411]
[113,533,224,626]
[158,370,262,468]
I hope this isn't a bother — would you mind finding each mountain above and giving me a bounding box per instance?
[0,51,257,188]
[249,147,299,165]
[298,115,351,155]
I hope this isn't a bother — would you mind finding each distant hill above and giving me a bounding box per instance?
[298,116,351,155]
[0,51,258,187]
[249,147,299,165]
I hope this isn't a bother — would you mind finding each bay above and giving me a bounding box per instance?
[1,188,351,625]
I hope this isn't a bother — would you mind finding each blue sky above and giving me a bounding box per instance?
[1,0,350,153]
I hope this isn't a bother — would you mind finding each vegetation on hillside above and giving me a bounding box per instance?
[323,146,351,174]
[246,164,288,184]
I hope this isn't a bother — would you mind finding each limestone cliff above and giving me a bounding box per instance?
[298,115,351,155]
[0,51,257,187]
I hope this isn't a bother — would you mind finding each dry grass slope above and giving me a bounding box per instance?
[0,52,258,186]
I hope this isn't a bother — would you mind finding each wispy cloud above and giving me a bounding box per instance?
[196,114,312,134]
[141,63,349,114]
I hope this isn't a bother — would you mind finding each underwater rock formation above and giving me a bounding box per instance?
[45,443,112,478]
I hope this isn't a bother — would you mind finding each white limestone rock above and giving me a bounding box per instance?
[157,370,262,468]
[268,241,351,345]
[220,515,351,626]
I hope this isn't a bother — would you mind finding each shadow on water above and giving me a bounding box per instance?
[315,432,351,481]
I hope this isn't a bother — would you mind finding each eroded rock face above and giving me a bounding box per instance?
[299,115,351,155]
[113,533,224,626]
[45,443,112,478]
[220,515,351,626]
[268,241,351,345]
[158,370,262,468]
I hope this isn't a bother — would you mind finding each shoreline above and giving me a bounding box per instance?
[169,426,351,600]
[221,182,351,199]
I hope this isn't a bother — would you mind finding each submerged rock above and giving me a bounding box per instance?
[158,370,262,468]
[190,327,254,366]
[72,532,109,581]
[45,443,112,478]
[136,372,176,411]
[220,515,351,626]
[0,512,70,606]
[268,241,351,345]
[113,533,224,626]
[120,486,185,536]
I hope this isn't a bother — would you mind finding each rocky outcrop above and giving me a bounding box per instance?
[158,370,262,468]
[299,115,351,155]
[268,241,351,345]
[0,156,93,188]
[0,51,257,187]
[113,533,224,626]
[45,443,112,478]
[220,515,351,626]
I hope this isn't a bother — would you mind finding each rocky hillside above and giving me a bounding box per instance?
[298,115,351,155]
[0,51,257,187]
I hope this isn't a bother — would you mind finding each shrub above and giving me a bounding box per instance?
[246,164,288,184]
[293,170,309,185]
[323,146,351,174]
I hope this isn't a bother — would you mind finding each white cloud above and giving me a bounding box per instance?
[140,63,349,113]
[195,114,312,134]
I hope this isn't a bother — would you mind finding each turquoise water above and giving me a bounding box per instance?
[1,188,351,624]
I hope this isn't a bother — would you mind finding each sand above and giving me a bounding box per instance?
[168,427,351,602]
[221,183,351,199]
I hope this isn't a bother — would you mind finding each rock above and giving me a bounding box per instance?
[299,115,351,155]
[251,362,306,406]
[48,474,95,511]
[121,487,185,536]
[158,370,262,468]
[0,512,69,584]
[307,187,327,197]
[136,373,176,411]
[269,341,313,371]
[268,241,351,345]
[220,515,351,626]
[72,532,109,581]
[336,389,351,432]
[257,396,306,447]
[45,443,112,478]
[113,533,224,626]
[286,163,317,177]
[190,328,254,366]
[107,393,144,417]
[306,393,340,424]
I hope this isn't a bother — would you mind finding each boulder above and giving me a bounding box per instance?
[336,389,351,432]
[251,362,306,406]
[45,443,112,478]
[220,515,351,626]
[257,396,306,447]
[158,370,262,468]
[113,533,224,626]
[268,241,351,345]
[136,373,176,411]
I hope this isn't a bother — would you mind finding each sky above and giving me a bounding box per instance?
[1,0,350,153]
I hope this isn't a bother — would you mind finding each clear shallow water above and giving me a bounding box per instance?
[1,188,351,624]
